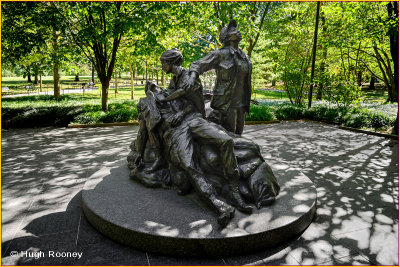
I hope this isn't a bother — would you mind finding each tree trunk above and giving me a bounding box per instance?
[75,72,80,82]
[129,55,134,100]
[114,69,118,94]
[357,71,362,87]
[272,80,276,86]
[130,70,134,100]
[101,80,109,112]
[308,1,321,108]
[27,68,32,83]
[317,12,327,100]
[39,66,42,92]
[388,2,399,102]
[91,62,95,82]
[247,2,270,58]
[317,51,327,100]
[118,71,122,79]
[369,76,375,90]
[145,61,148,81]
[34,73,38,84]
[373,46,394,101]
[53,63,60,99]
[162,70,165,86]
[388,2,399,133]
[52,28,60,99]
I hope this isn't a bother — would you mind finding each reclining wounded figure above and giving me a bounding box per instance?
[127,49,280,228]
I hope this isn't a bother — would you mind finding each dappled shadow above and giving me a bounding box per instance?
[2,126,137,243]
[245,121,398,265]
[2,122,398,265]
[1,192,150,266]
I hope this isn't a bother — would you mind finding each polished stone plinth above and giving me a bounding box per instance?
[82,163,316,257]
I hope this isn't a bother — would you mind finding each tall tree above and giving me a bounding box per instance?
[387,2,399,134]
[53,2,174,111]
[308,2,321,108]
[2,2,68,99]
[387,2,399,102]
[52,2,125,111]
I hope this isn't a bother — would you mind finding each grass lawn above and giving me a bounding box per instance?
[1,75,151,95]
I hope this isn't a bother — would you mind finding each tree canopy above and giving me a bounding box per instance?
[2,1,398,112]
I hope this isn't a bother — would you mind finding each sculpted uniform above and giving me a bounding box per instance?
[189,46,252,135]
[136,67,244,224]
[160,67,240,185]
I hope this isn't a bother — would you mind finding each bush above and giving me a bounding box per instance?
[2,94,395,133]
[2,106,85,128]
[274,104,304,120]
[246,105,275,121]
[73,111,105,124]
[251,101,396,132]
[2,95,138,128]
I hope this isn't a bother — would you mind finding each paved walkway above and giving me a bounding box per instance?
[1,122,398,265]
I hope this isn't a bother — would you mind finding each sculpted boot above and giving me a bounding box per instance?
[229,184,253,214]
[145,148,165,173]
[216,201,235,228]
[228,168,253,214]
[190,172,235,228]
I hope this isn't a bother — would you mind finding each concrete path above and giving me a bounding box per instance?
[1,121,398,265]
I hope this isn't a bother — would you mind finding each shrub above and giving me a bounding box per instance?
[274,104,304,120]
[2,106,85,128]
[2,96,138,128]
[73,111,105,124]
[246,105,275,121]
[253,101,396,132]
[2,94,396,133]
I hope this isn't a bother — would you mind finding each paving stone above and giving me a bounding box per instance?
[147,253,226,266]
[284,223,357,265]
[318,253,373,265]
[76,241,148,266]
[332,227,399,265]
[75,210,116,248]
[2,123,398,265]
[2,231,78,265]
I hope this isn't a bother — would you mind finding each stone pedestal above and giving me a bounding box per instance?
[82,163,316,257]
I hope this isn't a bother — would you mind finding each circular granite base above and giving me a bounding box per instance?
[82,163,316,257]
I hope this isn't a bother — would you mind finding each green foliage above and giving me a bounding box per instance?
[246,105,274,121]
[73,102,138,124]
[2,95,138,128]
[274,104,305,120]
[248,100,396,131]
[2,105,84,128]
[317,74,364,106]
[2,93,395,132]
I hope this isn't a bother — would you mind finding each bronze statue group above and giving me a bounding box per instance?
[127,20,280,228]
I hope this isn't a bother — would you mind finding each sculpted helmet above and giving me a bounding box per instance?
[219,19,238,45]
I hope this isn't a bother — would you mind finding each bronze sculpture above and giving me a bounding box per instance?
[185,19,252,135]
[127,48,279,228]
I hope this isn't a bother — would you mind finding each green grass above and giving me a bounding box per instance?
[252,89,289,101]
[2,85,146,107]
[1,75,150,95]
